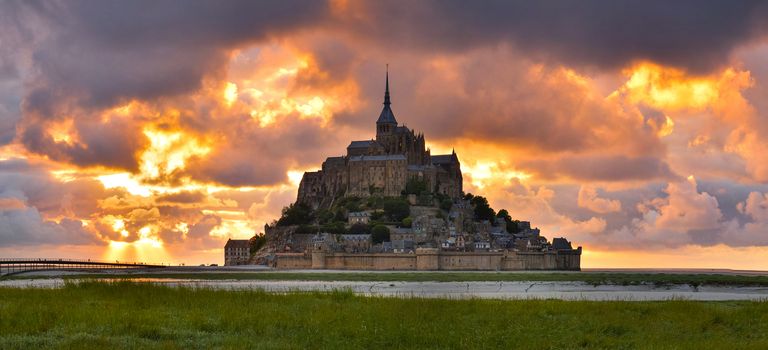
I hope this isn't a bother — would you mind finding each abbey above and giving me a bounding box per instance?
[297,71,463,208]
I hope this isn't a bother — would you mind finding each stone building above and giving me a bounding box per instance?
[224,239,250,266]
[348,211,371,225]
[297,70,463,208]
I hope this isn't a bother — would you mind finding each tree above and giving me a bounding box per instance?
[276,203,313,226]
[249,234,267,254]
[349,223,371,235]
[371,225,391,244]
[383,198,410,221]
[401,217,413,228]
[506,220,522,234]
[403,177,428,195]
[470,195,496,222]
[295,225,319,234]
[496,209,519,233]
[316,209,335,225]
[440,197,453,211]
[321,222,347,234]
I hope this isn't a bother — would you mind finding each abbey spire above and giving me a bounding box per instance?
[383,65,391,106]
[376,66,397,132]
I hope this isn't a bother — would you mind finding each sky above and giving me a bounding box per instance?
[2,0,768,268]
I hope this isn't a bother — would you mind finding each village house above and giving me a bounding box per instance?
[224,239,250,266]
[347,211,371,225]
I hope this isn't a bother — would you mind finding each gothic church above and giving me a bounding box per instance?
[297,70,463,208]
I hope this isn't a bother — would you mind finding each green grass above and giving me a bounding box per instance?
[9,271,768,287]
[0,282,767,349]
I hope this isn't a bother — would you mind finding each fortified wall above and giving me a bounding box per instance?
[274,247,581,271]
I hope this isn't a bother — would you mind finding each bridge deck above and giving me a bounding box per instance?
[0,258,166,277]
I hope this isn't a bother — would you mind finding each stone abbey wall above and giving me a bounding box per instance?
[274,248,581,271]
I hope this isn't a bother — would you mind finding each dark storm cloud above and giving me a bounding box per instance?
[342,0,768,73]
[14,0,330,111]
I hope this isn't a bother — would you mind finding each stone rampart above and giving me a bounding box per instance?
[275,247,581,271]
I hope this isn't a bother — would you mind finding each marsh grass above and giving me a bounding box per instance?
[1,281,767,349]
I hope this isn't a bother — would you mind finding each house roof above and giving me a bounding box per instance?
[225,239,250,249]
[348,140,375,149]
[431,154,455,165]
[349,154,407,162]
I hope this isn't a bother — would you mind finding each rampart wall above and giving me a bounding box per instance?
[275,248,581,271]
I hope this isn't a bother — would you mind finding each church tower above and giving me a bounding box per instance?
[376,67,397,139]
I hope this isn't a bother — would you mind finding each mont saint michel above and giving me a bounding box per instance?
[230,71,582,271]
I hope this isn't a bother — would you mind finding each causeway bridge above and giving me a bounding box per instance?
[0,258,167,277]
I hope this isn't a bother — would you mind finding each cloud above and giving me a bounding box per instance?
[0,206,98,245]
[577,186,622,214]
[334,0,768,73]
[521,155,678,182]
[12,0,329,110]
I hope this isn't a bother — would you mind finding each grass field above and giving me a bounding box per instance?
[10,271,768,287]
[1,281,767,349]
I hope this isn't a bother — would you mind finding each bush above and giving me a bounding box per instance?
[401,217,413,228]
[371,225,391,244]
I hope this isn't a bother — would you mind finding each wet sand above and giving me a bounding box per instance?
[3,278,767,301]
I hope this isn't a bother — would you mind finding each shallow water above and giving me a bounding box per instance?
[2,278,768,301]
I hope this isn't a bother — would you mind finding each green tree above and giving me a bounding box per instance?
[316,209,335,225]
[383,198,410,221]
[403,177,428,195]
[295,225,319,234]
[349,223,371,235]
[249,234,267,254]
[371,225,391,244]
[440,197,453,211]
[401,217,413,228]
[276,203,313,226]
[470,195,496,222]
[320,222,347,234]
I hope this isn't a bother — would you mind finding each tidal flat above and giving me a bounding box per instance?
[1,281,767,349]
